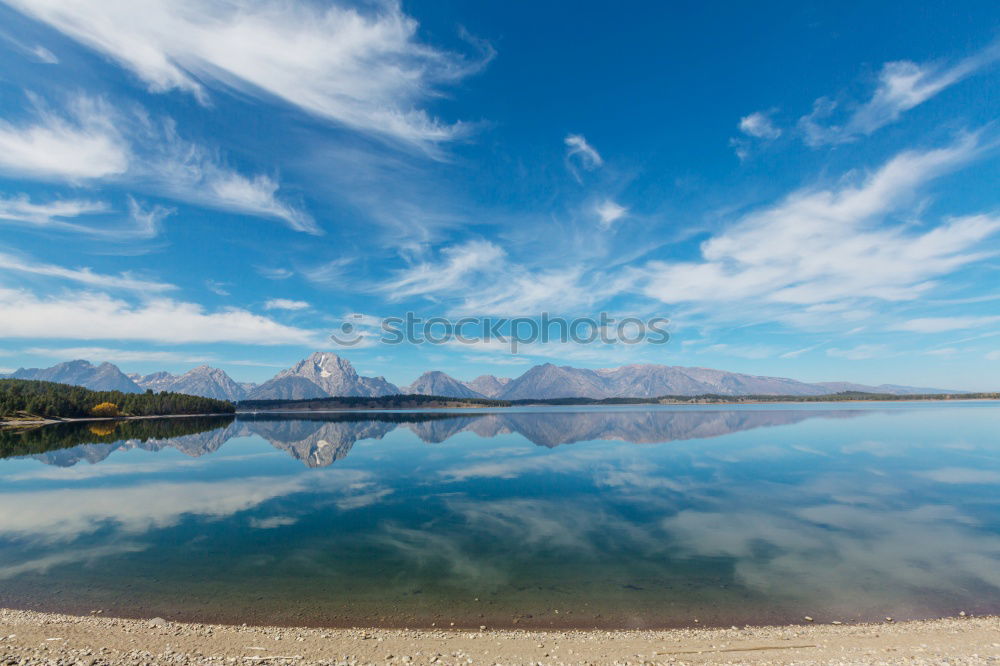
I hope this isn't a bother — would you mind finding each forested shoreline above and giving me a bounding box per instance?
[0,379,236,420]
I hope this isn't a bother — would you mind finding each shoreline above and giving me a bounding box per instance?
[234,395,1000,415]
[0,412,234,428]
[4,397,997,426]
[1,609,996,665]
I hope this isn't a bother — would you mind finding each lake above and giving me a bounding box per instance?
[0,403,998,629]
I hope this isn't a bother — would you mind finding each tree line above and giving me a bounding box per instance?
[0,379,236,419]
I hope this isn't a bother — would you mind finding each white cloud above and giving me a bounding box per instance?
[986,351,1000,361]
[300,257,355,285]
[0,96,129,180]
[6,0,487,147]
[922,347,959,357]
[380,240,616,316]
[384,240,506,301]
[917,468,1000,484]
[0,251,175,292]
[826,344,890,360]
[563,134,604,180]
[29,44,58,63]
[135,120,317,234]
[564,134,603,170]
[0,30,60,63]
[204,172,316,234]
[738,110,781,139]
[23,347,216,363]
[595,199,627,228]
[800,42,1000,146]
[203,281,230,298]
[249,516,299,529]
[455,267,603,317]
[0,288,322,345]
[0,194,168,240]
[0,94,312,232]
[0,194,108,225]
[264,298,310,311]
[642,137,999,315]
[257,266,294,280]
[893,316,1000,333]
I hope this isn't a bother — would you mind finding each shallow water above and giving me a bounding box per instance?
[0,403,998,628]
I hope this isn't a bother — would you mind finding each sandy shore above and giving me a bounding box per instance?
[0,609,997,665]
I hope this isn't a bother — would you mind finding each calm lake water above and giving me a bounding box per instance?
[0,403,998,629]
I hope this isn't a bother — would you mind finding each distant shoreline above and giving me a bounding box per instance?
[235,392,1000,414]
[233,396,1000,415]
[4,395,998,426]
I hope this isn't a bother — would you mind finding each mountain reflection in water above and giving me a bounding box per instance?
[2,407,872,468]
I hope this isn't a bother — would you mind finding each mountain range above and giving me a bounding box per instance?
[2,352,957,402]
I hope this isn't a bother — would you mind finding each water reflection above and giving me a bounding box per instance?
[2,407,873,467]
[0,404,997,628]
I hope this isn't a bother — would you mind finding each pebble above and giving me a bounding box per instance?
[0,607,996,666]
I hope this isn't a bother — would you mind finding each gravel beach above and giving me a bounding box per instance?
[0,609,997,665]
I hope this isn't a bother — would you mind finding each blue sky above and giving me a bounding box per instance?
[0,0,998,389]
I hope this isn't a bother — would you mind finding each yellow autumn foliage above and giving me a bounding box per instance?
[90,402,120,418]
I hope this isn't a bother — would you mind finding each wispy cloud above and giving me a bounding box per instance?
[2,94,315,233]
[565,134,603,172]
[0,195,108,225]
[642,136,998,317]
[0,29,60,63]
[256,266,294,280]
[6,0,489,149]
[739,110,781,139]
[381,238,624,317]
[826,344,890,360]
[23,347,217,364]
[300,257,354,285]
[0,250,176,292]
[595,199,627,228]
[0,288,322,345]
[0,96,129,181]
[893,316,1000,333]
[800,42,1000,146]
[133,118,318,234]
[383,240,506,302]
[731,110,782,159]
[0,194,170,241]
[264,298,310,311]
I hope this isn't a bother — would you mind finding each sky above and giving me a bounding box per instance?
[0,0,998,390]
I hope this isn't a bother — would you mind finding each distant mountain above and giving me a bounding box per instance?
[499,363,611,399]
[814,381,958,395]
[248,375,330,400]
[597,364,829,398]
[493,362,932,400]
[129,371,176,393]
[130,366,252,401]
[12,360,141,393]
[464,374,512,398]
[405,371,485,399]
[168,366,250,401]
[248,352,399,400]
[6,353,961,403]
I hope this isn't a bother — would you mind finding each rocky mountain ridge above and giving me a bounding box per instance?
[4,353,959,401]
